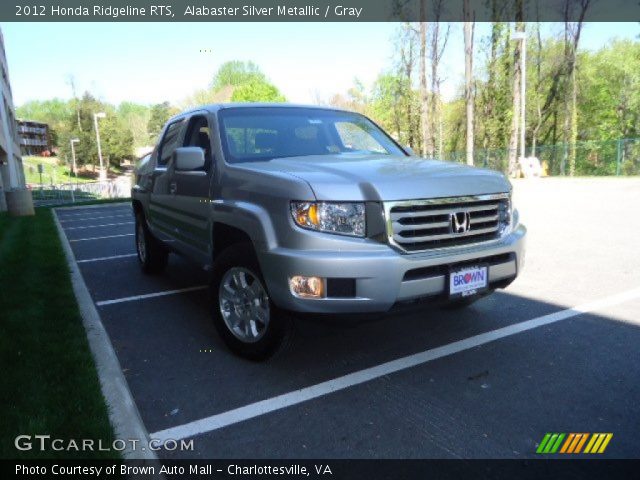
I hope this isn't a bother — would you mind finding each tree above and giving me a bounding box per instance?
[326,78,369,114]
[101,116,134,168]
[183,61,286,107]
[463,0,475,166]
[211,61,266,90]
[579,40,640,141]
[562,0,591,176]
[428,2,449,159]
[477,20,512,156]
[231,80,286,103]
[147,102,174,143]
[370,73,402,140]
[58,92,133,172]
[396,23,421,150]
[419,15,431,157]
[508,19,524,176]
[118,102,151,148]
[16,99,73,149]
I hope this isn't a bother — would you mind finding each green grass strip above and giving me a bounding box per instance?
[0,208,118,459]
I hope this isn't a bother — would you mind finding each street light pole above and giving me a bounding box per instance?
[93,112,107,181]
[70,138,79,177]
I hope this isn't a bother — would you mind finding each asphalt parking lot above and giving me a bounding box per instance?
[54,178,640,459]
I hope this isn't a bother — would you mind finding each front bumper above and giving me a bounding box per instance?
[259,224,526,314]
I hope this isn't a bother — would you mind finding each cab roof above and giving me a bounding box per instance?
[174,102,353,119]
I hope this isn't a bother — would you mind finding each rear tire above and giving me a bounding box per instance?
[211,243,292,361]
[135,212,169,274]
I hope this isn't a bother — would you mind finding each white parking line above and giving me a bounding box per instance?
[57,209,131,219]
[77,254,138,264]
[65,222,134,231]
[95,285,208,306]
[69,233,134,242]
[149,286,640,443]
[60,214,131,223]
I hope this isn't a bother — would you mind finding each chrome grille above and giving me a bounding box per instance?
[385,194,510,252]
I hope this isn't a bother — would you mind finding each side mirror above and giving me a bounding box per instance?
[173,147,205,171]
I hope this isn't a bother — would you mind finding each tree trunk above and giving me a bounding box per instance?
[508,23,524,177]
[530,22,543,157]
[463,1,474,166]
[419,18,430,157]
[403,34,415,149]
[428,5,449,159]
[562,0,590,175]
[429,23,439,158]
[569,67,578,175]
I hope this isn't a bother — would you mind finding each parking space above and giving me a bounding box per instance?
[54,178,640,459]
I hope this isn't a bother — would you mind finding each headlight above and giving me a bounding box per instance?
[291,201,366,237]
[498,196,517,236]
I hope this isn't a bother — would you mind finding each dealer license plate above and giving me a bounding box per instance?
[449,265,488,298]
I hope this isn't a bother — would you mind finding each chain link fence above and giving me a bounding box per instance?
[443,138,640,176]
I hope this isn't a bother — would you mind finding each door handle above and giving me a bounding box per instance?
[169,182,177,195]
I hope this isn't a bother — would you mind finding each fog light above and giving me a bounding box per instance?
[289,275,325,298]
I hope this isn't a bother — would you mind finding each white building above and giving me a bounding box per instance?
[0,27,33,215]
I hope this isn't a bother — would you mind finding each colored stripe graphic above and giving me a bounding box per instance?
[574,433,589,453]
[567,433,583,453]
[597,434,613,453]
[585,433,614,454]
[536,433,552,454]
[540,433,613,454]
[550,433,566,453]
[560,433,575,453]
[544,434,559,453]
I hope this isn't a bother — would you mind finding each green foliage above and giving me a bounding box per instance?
[16,99,73,148]
[369,72,419,148]
[101,116,134,167]
[147,101,176,143]
[211,60,266,90]
[16,60,286,161]
[578,40,640,141]
[57,92,133,170]
[205,60,286,104]
[231,79,286,103]
[118,102,151,148]
[474,22,514,152]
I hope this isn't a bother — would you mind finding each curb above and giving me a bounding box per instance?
[52,206,158,461]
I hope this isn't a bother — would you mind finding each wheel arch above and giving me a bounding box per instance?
[212,222,256,263]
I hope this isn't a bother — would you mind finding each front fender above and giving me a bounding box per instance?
[211,199,278,250]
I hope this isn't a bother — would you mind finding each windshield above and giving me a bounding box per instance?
[218,107,406,163]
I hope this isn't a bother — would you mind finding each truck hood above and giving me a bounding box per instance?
[237,154,510,201]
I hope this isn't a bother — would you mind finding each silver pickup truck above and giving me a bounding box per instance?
[132,104,526,359]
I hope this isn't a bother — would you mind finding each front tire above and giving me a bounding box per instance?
[135,212,169,274]
[211,243,291,361]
